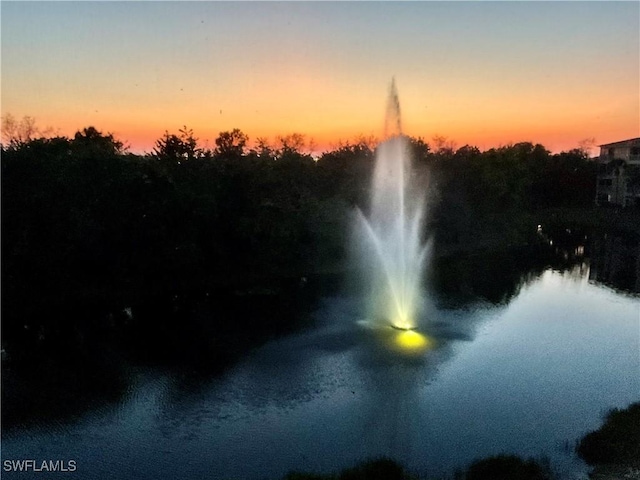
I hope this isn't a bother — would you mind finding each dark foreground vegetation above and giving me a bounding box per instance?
[283,458,415,480]
[281,455,553,480]
[577,402,640,478]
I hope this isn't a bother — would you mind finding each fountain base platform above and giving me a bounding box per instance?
[390,325,417,331]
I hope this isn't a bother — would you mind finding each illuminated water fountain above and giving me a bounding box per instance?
[356,80,432,349]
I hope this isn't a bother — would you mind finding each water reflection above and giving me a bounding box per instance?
[430,246,548,308]
[589,233,640,294]
[2,233,639,480]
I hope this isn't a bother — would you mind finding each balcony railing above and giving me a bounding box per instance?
[598,154,640,164]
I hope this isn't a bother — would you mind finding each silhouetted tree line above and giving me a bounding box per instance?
[1,124,597,358]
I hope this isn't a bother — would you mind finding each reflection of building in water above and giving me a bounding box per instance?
[595,137,640,207]
[536,226,589,268]
[589,234,640,293]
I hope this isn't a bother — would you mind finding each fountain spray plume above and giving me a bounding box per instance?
[356,79,432,331]
[384,78,403,139]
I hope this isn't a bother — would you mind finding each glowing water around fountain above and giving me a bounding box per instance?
[357,80,432,332]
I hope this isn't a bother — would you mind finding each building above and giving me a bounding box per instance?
[595,137,640,207]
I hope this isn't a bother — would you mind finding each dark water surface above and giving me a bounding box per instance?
[2,240,639,480]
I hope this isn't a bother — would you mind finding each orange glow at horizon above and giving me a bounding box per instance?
[11,68,636,156]
[28,106,637,157]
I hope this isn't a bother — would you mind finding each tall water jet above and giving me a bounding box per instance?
[357,79,431,331]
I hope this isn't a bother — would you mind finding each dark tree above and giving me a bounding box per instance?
[214,128,248,158]
[153,126,202,162]
[1,114,40,149]
[72,126,125,156]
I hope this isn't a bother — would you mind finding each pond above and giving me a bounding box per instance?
[2,236,639,480]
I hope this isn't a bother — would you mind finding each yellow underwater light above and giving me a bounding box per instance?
[394,329,433,352]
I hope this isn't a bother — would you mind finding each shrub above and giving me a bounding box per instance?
[577,402,640,466]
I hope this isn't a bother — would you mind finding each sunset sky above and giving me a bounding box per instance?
[2,1,638,154]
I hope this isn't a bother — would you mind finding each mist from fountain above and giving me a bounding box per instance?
[356,79,431,331]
